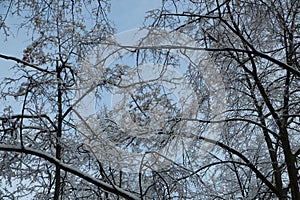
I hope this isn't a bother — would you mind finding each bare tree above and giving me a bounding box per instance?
[0,1,139,199]
[1,0,300,199]
[146,0,300,199]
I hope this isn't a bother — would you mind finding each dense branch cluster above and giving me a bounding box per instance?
[0,0,299,199]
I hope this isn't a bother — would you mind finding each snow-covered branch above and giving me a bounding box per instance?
[0,144,139,200]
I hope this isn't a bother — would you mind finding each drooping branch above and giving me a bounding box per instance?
[0,114,57,131]
[176,160,248,182]
[103,44,300,77]
[196,135,280,197]
[0,53,53,73]
[0,144,139,200]
[177,117,279,139]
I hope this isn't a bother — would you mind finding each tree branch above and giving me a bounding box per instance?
[105,44,300,77]
[196,136,280,197]
[0,144,139,200]
[0,53,53,73]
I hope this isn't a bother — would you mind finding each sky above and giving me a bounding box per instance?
[110,0,161,31]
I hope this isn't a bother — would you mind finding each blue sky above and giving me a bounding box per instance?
[0,0,161,77]
[110,0,161,31]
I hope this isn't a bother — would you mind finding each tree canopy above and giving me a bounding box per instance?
[0,0,299,199]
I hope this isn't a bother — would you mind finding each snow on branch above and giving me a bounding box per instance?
[0,144,139,200]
